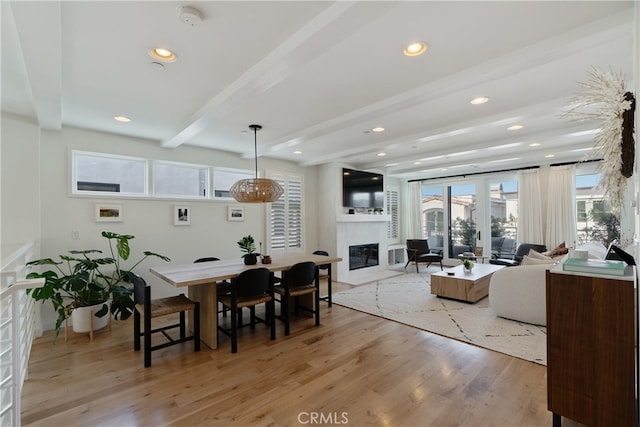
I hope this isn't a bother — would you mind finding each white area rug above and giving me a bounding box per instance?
[333,269,547,365]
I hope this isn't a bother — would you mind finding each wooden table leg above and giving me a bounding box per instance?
[188,283,217,349]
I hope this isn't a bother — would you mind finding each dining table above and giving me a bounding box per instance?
[149,253,342,349]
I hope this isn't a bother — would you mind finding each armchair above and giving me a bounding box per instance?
[404,239,444,273]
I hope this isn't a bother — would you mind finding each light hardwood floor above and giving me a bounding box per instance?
[21,280,575,426]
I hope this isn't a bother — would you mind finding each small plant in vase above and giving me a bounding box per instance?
[460,257,474,273]
[237,235,257,265]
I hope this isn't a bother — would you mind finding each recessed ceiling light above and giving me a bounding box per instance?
[420,155,445,162]
[293,150,302,155]
[488,143,522,150]
[508,124,524,131]
[529,142,541,147]
[372,127,385,133]
[385,163,399,167]
[413,161,421,165]
[377,152,387,157]
[403,41,428,57]
[470,97,489,105]
[149,47,177,62]
[114,116,131,122]
[545,154,555,158]
[488,157,520,163]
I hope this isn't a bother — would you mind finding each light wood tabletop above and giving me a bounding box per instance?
[149,253,342,349]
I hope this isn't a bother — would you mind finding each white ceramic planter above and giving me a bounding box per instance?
[71,302,109,333]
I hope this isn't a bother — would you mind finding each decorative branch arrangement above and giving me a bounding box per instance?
[564,68,636,213]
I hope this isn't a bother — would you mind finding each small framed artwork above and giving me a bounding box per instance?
[95,203,123,222]
[228,206,245,221]
[474,246,484,257]
[174,205,191,226]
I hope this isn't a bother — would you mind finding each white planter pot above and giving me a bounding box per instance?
[71,302,109,333]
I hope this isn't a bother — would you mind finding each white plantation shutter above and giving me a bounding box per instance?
[387,188,399,239]
[268,172,304,252]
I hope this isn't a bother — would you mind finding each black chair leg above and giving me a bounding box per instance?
[230,304,238,354]
[283,289,290,336]
[194,302,201,352]
[179,311,186,339]
[315,289,320,327]
[327,265,332,307]
[268,299,276,340]
[144,314,152,367]
[133,310,141,351]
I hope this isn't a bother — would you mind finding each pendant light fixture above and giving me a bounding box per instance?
[229,124,284,203]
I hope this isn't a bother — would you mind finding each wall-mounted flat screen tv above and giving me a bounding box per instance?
[342,168,384,209]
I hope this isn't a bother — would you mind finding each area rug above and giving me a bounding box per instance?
[333,269,547,365]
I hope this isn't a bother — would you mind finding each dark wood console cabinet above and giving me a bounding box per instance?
[546,264,637,426]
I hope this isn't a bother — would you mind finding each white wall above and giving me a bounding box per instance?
[1,114,41,252]
[7,124,319,331]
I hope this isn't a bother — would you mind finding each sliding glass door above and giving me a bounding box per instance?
[448,183,477,258]
[420,174,518,262]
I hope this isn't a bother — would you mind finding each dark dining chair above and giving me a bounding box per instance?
[127,272,200,367]
[194,257,232,317]
[313,250,332,307]
[217,268,276,353]
[404,239,444,273]
[275,261,320,336]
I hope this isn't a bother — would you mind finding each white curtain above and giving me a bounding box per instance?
[405,181,423,239]
[546,165,577,248]
[517,169,544,244]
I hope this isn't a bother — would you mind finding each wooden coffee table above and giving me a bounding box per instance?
[430,264,505,303]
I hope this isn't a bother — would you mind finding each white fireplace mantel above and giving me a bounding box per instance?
[335,219,389,284]
[336,214,390,223]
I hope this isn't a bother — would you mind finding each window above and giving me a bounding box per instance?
[213,168,253,199]
[422,186,444,239]
[576,172,617,245]
[269,172,303,252]
[488,179,518,256]
[153,161,208,198]
[449,184,476,258]
[72,150,255,201]
[73,151,146,196]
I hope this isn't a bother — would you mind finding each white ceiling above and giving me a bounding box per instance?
[2,1,635,180]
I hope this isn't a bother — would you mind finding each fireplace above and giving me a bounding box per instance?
[349,243,379,271]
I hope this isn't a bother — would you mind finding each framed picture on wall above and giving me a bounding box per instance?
[174,205,191,226]
[227,206,244,221]
[95,203,123,222]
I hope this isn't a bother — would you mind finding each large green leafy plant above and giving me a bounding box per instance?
[26,231,170,338]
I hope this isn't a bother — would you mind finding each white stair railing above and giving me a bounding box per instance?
[0,243,43,427]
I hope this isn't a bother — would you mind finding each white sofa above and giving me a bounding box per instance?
[488,242,612,326]
[488,264,550,326]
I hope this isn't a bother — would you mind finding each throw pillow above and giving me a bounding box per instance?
[528,249,551,260]
[521,255,555,265]
[549,242,569,257]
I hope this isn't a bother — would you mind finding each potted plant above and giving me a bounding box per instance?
[237,235,257,265]
[26,231,170,339]
[460,256,475,273]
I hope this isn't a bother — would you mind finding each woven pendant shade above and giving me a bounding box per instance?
[229,177,284,203]
[229,124,284,203]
